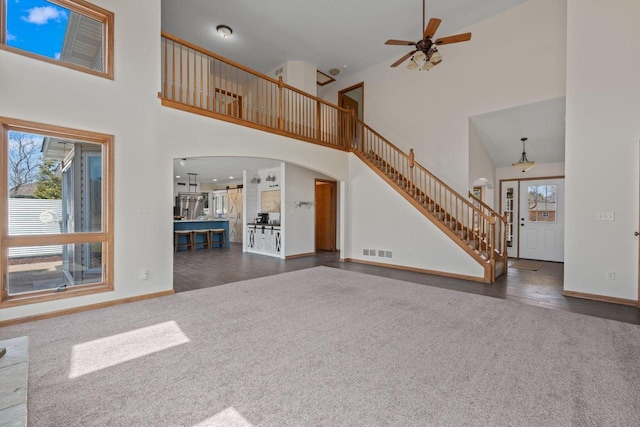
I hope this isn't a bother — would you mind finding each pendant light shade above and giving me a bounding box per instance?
[512,137,535,173]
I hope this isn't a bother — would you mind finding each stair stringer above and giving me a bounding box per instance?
[346,154,488,282]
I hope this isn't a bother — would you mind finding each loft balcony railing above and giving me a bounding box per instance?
[159,32,507,282]
[160,32,353,151]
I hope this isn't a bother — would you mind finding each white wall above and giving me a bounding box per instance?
[468,121,496,207]
[324,0,566,194]
[345,155,485,279]
[285,61,317,97]
[564,0,640,301]
[283,164,333,256]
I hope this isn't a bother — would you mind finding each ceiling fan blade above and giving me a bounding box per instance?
[435,32,472,45]
[385,39,416,46]
[423,18,442,39]
[390,50,417,67]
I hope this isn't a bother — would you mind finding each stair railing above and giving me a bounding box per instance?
[468,191,509,271]
[348,112,505,268]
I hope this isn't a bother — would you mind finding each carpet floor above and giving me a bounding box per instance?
[1,267,639,426]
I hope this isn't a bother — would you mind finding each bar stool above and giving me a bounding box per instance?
[192,229,210,250]
[209,229,226,248]
[174,230,193,253]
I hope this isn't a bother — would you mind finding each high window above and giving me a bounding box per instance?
[0,117,113,306]
[0,0,114,79]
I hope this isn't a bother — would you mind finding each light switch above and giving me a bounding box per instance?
[596,211,614,221]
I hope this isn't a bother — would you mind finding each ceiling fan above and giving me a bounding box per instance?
[385,0,472,70]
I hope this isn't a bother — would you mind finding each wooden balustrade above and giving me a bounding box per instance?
[160,32,350,150]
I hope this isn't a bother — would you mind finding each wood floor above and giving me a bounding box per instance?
[174,244,640,325]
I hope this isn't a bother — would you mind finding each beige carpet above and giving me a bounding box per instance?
[510,259,544,270]
[0,266,639,426]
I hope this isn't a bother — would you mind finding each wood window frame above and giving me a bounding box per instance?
[0,117,114,307]
[0,0,114,79]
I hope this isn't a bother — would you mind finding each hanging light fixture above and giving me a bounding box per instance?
[179,158,187,166]
[512,137,535,173]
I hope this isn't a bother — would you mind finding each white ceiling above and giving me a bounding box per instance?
[161,0,529,80]
[174,157,282,186]
[470,97,566,168]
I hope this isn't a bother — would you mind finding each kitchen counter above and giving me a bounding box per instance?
[174,219,230,249]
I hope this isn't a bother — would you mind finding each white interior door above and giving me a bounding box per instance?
[519,178,564,262]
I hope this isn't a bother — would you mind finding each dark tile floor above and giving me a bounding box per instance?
[174,243,640,325]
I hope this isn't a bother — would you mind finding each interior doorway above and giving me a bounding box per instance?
[315,179,337,252]
[338,82,364,121]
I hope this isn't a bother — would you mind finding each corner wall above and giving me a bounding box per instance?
[564,0,640,301]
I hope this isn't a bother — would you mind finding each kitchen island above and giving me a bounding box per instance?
[174,219,230,250]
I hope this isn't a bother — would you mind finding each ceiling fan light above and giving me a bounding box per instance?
[422,61,435,71]
[407,58,419,70]
[414,51,426,62]
[430,50,442,64]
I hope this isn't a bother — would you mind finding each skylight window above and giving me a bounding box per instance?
[1,0,114,79]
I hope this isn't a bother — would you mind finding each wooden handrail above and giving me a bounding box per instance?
[352,115,492,222]
[161,32,350,114]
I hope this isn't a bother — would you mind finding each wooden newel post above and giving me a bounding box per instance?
[277,76,284,130]
[409,148,415,194]
[489,215,496,260]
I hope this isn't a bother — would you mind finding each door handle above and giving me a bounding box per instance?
[635,231,639,237]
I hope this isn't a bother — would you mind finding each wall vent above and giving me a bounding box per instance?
[363,249,369,256]
[385,251,392,258]
[378,250,385,257]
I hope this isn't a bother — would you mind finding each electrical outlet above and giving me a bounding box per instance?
[606,271,615,280]
[141,269,149,281]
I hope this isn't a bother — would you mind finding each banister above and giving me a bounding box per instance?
[162,32,351,114]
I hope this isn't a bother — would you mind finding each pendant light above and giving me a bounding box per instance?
[512,137,535,173]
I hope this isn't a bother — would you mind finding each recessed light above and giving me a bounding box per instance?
[212,179,218,182]
[229,176,234,179]
[216,25,233,39]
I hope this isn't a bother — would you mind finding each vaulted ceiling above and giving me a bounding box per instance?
[161,0,529,81]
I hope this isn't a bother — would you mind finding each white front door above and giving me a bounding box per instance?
[519,178,564,262]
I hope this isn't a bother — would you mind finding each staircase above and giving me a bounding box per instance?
[345,114,508,283]
[159,32,508,283]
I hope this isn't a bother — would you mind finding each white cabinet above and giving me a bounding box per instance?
[247,225,281,257]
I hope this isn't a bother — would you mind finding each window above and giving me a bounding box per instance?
[0,117,113,306]
[527,185,557,223]
[0,0,114,79]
